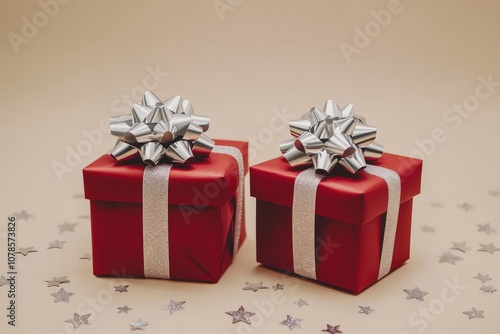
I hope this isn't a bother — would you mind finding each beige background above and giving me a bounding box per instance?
[1,1,500,333]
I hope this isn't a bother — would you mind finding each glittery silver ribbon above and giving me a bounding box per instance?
[143,164,172,279]
[141,145,244,279]
[212,145,245,256]
[364,165,401,279]
[291,165,401,281]
[292,168,324,280]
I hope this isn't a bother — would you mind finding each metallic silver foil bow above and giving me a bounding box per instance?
[109,91,215,165]
[279,100,383,174]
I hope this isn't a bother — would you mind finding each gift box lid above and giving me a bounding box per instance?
[250,153,422,226]
[83,140,248,207]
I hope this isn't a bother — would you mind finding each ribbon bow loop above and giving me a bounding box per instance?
[109,91,215,165]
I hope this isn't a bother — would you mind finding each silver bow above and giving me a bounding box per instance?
[279,100,383,174]
[108,91,215,165]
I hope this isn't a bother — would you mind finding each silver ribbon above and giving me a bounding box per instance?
[364,165,401,279]
[141,145,245,279]
[143,164,172,279]
[212,145,245,256]
[291,165,401,281]
[292,168,324,280]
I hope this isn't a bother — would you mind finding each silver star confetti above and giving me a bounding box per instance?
[130,319,149,330]
[45,276,70,287]
[478,243,500,254]
[450,241,469,252]
[0,276,7,287]
[477,223,496,235]
[420,225,435,233]
[114,285,129,293]
[79,253,91,260]
[163,300,186,314]
[457,202,474,211]
[404,287,429,301]
[118,305,133,314]
[242,281,269,292]
[480,285,497,293]
[463,307,484,319]
[65,313,91,329]
[294,299,309,307]
[280,315,302,331]
[473,273,492,283]
[51,288,75,303]
[48,240,66,249]
[226,306,256,325]
[272,283,285,291]
[15,246,38,256]
[322,324,342,334]
[13,210,33,220]
[438,252,463,265]
[358,306,374,315]
[58,222,78,233]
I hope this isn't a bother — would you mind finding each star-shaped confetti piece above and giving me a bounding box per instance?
[51,288,75,303]
[45,276,70,287]
[242,281,269,292]
[463,307,484,319]
[114,285,129,293]
[280,315,302,331]
[358,306,374,315]
[0,276,7,287]
[13,210,33,220]
[404,287,429,301]
[457,202,474,211]
[79,253,91,260]
[450,241,469,252]
[226,306,256,325]
[477,223,496,235]
[58,222,78,233]
[15,246,38,256]
[65,313,91,329]
[272,283,285,291]
[488,190,500,197]
[480,285,497,294]
[420,225,435,233]
[478,243,500,254]
[130,319,149,330]
[438,252,463,265]
[48,240,66,249]
[118,305,133,314]
[163,300,186,314]
[473,273,492,283]
[294,299,309,307]
[322,324,342,334]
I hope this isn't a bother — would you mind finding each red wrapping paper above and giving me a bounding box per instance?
[83,140,248,283]
[250,153,422,293]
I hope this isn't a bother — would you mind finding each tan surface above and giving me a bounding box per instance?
[1,1,500,333]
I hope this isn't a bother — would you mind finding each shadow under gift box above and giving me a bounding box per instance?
[83,140,248,283]
[250,153,422,293]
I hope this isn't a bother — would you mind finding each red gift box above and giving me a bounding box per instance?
[83,140,248,283]
[250,153,422,293]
